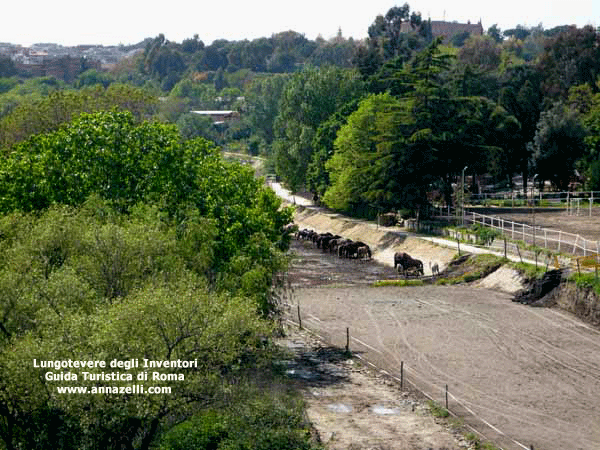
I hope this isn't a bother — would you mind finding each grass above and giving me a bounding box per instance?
[568,272,600,296]
[509,261,549,279]
[464,432,502,450]
[372,279,424,287]
[435,254,505,285]
[426,400,449,418]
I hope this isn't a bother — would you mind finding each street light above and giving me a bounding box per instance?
[532,174,538,250]
[462,166,468,226]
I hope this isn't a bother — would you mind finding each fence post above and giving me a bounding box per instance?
[400,361,404,390]
[445,384,449,410]
[297,304,302,329]
[558,231,562,252]
[345,327,350,353]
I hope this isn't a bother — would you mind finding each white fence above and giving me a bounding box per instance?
[466,211,600,257]
[468,190,600,217]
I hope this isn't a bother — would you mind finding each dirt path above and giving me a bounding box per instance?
[280,324,468,450]
[286,240,600,450]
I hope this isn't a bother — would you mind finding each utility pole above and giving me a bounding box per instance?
[532,174,538,248]
[462,166,468,226]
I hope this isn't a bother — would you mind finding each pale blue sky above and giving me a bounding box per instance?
[3,0,597,47]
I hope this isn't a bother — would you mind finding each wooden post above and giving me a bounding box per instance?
[345,327,350,353]
[457,237,461,256]
[577,259,581,276]
[400,361,404,390]
[297,304,302,329]
[445,384,449,410]
[504,238,507,259]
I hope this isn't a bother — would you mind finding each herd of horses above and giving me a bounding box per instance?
[295,229,373,261]
[295,227,441,278]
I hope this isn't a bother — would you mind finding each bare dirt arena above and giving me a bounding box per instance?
[284,211,600,450]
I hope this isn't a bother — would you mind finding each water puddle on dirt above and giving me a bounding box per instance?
[326,403,353,413]
[371,405,403,415]
[285,368,318,380]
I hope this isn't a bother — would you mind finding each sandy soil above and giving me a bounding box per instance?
[471,207,600,243]
[280,324,468,450]
[284,238,600,450]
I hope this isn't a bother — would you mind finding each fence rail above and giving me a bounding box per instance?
[468,190,600,217]
[466,211,600,257]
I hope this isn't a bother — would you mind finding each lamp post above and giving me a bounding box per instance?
[532,174,538,249]
[462,166,468,226]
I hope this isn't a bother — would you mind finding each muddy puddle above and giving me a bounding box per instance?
[288,239,401,287]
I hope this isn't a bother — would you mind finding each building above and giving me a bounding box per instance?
[402,20,484,43]
[190,110,240,124]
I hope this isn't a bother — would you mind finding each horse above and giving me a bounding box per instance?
[339,241,367,259]
[430,261,440,276]
[356,245,372,261]
[394,252,424,276]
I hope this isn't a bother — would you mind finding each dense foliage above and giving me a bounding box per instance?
[1,5,600,448]
[0,109,303,449]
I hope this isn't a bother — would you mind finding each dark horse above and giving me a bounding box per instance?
[394,252,424,276]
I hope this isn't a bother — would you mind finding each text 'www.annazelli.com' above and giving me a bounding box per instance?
[56,385,171,394]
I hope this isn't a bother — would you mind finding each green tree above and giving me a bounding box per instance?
[272,66,364,191]
[575,84,600,189]
[498,65,544,192]
[487,24,503,43]
[537,25,600,99]
[323,92,422,213]
[0,274,273,450]
[355,3,427,78]
[245,73,290,145]
[457,35,502,71]
[530,102,587,190]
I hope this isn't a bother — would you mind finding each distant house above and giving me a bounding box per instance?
[190,110,240,124]
[402,20,484,43]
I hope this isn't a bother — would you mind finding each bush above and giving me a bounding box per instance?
[158,410,228,450]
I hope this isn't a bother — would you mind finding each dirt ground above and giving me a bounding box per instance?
[283,238,600,450]
[471,207,600,243]
[280,324,469,450]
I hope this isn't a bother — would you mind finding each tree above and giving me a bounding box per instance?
[487,24,503,43]
[575,84,600,189]
[498,65,544,192]
[0,84,157,150]
[537,25,600,99]
[457,35,502,71]
[272,66,364,191]
[355,3,427,77]
[244,73,291,145]
[74,69,115,88]
[530,102,587,190]
[0,271,274,450]
[323,92,427,213]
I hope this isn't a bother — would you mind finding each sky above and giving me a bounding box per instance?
[2,0,598,47]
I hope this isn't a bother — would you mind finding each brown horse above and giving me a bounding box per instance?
[394,252,424,276]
